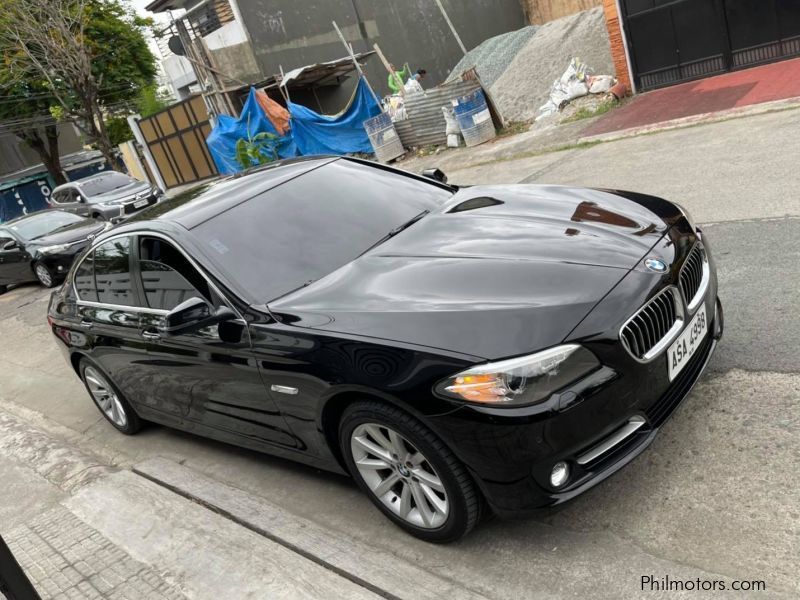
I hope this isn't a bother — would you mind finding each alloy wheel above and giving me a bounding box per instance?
[84,366,128,427]
[350,422,449,529]
[35,264,52,287]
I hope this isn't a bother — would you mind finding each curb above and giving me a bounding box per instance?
[133,457,492,600]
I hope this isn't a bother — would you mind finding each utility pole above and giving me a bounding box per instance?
[433,0,468,56]
[332,20,383,107]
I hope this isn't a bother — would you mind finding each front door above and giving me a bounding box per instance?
[0,231,32,286]
[132,234,298,448]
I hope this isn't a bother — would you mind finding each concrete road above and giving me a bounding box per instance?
[1,109,798,599]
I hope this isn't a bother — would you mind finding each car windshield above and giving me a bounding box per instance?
[193,160,453,302]
[8,211,86,241]
[78,172,134,197]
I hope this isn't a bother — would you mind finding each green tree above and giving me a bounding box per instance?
[0,73,68,184]
[0,0,158,171]
[136,84,171,118]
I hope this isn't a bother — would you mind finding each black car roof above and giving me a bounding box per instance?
[132,156,338,230]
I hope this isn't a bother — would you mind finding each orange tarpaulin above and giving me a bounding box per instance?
[255,90,290,136]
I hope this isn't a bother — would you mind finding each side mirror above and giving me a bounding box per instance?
[2,240,19,251]
[421,168,448,184]
[159,296,236,336]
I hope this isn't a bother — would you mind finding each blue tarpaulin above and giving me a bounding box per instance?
[288,77,381,156]
[206,88,298,175]
[206,78,381,175]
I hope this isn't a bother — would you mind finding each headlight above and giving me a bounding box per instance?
[435,345,599,407]
[37,243,71,255]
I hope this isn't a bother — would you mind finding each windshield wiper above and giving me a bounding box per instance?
[360,210,430,256]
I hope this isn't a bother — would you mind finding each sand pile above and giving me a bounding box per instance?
[446,26,539,88]
[490,8,614,122]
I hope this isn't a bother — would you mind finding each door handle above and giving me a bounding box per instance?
[142,331,161,341]
[79,320,93,329]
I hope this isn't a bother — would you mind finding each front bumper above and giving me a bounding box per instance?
[428,296,723,517]
[38,246,89,280]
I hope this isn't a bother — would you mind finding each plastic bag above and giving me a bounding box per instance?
[536,58,593,121]
[588,75,616,94]
[442,106,460,135]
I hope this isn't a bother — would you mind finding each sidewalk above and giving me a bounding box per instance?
[0,408,485,600]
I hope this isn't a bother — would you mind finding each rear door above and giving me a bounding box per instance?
[133,234,298,448]
[72,236,147,402]
[53,187,86,216]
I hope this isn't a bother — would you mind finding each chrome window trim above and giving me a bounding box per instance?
[679,243,710,314]
[77,300,168,316]
[619,286,685,363]
[73,230,244,323]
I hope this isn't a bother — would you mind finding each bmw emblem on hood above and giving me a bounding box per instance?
[644,258,667,273]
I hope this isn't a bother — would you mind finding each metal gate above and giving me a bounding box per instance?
[135,95,218,189]
[622,0,800,91]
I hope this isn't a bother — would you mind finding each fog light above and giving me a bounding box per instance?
[550,462,570,488]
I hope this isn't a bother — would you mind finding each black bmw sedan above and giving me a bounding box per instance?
[0,210,108,293]
[47,157,722,542]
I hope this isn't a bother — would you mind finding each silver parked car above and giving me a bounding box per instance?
[50,172,163,223]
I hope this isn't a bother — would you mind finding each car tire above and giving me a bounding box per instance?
[339,401,481,543]
[79,358,142,435]
[33,262,57,288]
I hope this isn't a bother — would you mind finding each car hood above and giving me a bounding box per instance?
[89,181,152,204]
[270,185,678,360]
[29,220,109,246]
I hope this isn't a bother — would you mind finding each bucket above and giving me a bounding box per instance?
[364,112,405,163]
[452,89,496,147]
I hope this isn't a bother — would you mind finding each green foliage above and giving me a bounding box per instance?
[0,0,159,154]
[105,115,133,146]
[81,0,158,108]
[560,98,618,123]
[136,84,171,118]
[235,131,279,170]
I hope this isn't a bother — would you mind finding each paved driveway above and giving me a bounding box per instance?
[585,57,800,136]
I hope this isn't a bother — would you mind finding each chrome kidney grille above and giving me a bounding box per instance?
[678,243,708,312]
[620,287,684,362]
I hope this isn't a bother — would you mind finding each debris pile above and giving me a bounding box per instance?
[447,8,615,124]
[536,58,617,120]
[491,8,614,122]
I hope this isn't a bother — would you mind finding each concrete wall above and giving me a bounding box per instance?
[236,0,526,110]
[524,0,603,24]
[0,125,83,177]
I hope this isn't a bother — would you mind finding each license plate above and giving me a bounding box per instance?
[133,199,149,209]
[668,304,708,381]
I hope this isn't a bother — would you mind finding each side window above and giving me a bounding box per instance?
[94,238,135,306]
[74,251,98,301]
[138,237,211,311]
